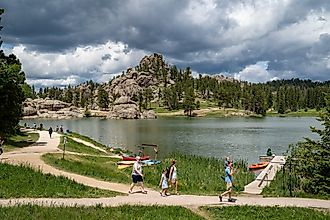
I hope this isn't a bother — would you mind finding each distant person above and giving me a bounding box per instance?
[169,160,178,195]
[129,156,147,194]
[55,125,59,132]
[219,161,235,202]
[154,147,158,160]
[24,123,27,128]
[39,123,43,130]
[224,157,230,168]
[33,123,37,130]
[60,125,63,133]
[48,127,53,138]
[0,137,4,155]
[267,148,272,157]
[159,169,169,197]
[138,146,145,157]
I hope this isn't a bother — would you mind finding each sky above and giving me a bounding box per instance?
[1,0,330,87]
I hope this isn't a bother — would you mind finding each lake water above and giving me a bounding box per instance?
[21,117,320,163]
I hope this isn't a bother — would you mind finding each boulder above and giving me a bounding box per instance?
[141,110,157,119]
[23,106,37,116]
[107,104,140,119]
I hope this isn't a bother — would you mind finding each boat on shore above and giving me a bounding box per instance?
[248,162,269,170]
[117,160,136,165]
[141,159,161,166]
[122,155,150,161]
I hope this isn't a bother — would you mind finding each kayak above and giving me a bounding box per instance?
[117,160,135,165]
[141,159,162,166]
[117,164,132,170]
[122,155,150,161]
[248,162,269,170]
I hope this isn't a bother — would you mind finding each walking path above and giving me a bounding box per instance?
[1,131,329,210]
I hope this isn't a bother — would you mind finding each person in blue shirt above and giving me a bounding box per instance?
[219,161,235,202]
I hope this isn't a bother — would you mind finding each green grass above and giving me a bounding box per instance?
[1,205,328,220]
[0,205,203,220]
[67,132,130,154]
[68,132,108,149]
[3,132,39,151]
[202,206,330,220]
[43,152,254,195]
[0,163,119,198]
[58,136,108,156]
[262,166,330,200]
[267,109,321,117]
[42,153,130,183]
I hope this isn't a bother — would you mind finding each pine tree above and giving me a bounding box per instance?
[289,94,330,195]
[97,86,109,110]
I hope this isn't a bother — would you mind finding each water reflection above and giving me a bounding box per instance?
[21,117,319,163]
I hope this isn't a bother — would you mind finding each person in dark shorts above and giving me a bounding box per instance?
[129,156,147,194]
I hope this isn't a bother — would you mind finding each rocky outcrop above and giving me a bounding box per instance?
[107,96,156,119]
[107,104,141,119]
[23,98,84,119]
[141,110,157,119]
[105,53,167,119]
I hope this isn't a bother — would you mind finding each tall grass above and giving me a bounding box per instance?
[262,164,330,200]
[43,152,254,195]
[0,163,119,198]
[141,154,254,195]
[202,205,330,220]
[0,205,203,220]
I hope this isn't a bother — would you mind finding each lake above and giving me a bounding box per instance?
[21,117,320,163]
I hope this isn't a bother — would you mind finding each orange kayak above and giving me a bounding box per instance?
[248,162,269,170]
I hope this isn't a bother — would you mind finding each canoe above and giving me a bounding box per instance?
[248,162,269,170]
[117,164,132,170]
[117,160,135,165]
[122,155,150,161]
[141,159,162,166]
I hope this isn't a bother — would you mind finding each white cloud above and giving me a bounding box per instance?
[234,61,272,83]
[5,41,148,87]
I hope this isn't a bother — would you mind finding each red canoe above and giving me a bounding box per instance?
[248,162,269,170]
[122,156,150,161]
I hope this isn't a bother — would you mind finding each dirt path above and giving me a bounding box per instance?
[1,131,329,210]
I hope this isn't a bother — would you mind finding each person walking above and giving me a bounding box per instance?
[219,160,235,202]
[159,169,169,197]
[169,160,179,195]
[129,156,147,194]
[0,137,4,155]
[224,157,230,168]
[48,127,53,138]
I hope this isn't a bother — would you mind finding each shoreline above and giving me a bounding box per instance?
[22,108,320,120]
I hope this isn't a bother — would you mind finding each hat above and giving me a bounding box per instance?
[136,156,141,160]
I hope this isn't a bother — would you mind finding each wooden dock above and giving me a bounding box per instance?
[244,156,286,194]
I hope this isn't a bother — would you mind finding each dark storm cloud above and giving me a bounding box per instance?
[1,0,330,83]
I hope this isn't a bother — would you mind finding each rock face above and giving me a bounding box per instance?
[106,53,166,119]
[23,98,83,119]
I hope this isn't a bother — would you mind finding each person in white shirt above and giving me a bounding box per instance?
[129,156,147,194]
[169,160,179,195]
